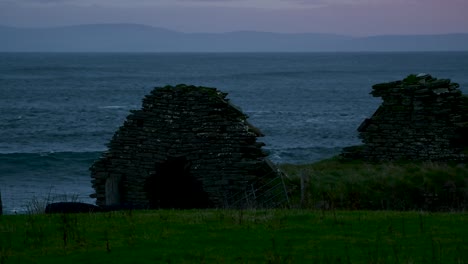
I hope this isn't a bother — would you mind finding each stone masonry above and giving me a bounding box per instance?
[343,74,468,161]
[90,84,284,209]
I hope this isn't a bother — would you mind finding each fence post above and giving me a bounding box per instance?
[300,171,309,208]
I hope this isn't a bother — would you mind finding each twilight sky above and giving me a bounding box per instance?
[1,0,467,36]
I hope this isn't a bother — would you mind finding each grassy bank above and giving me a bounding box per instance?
[280,158,468,211]
[1,210,467,263]
[1,159,467,263]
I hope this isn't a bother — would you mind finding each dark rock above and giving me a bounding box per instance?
[45,202,102,214]
[344,74,468,162]
[427,79,451,89]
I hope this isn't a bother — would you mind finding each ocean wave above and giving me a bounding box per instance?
[0,150,102,160]
[0,151,101,214]
[246,110,317,115]
[266,146,344,164]
[0,151,102,174]
[222,70,309,80]
[98,105,133,109]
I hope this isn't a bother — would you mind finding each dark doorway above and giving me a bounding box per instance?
[145,156,211,209]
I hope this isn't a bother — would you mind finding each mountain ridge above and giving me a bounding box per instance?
[1,24,467,52]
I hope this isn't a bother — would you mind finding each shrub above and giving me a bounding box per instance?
[281,158,468,211]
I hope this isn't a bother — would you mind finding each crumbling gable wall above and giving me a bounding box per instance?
[345,74,468,161]
[90,84,285,209]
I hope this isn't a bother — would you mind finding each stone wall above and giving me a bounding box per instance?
[90,84,285,209]
[343,74,468,161]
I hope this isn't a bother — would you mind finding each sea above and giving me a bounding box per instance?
[1,52,468,214]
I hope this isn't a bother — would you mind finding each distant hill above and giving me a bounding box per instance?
[1,24,468,52]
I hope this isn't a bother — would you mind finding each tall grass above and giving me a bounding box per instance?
[0,210,466,263]
[281,158,468,211]
[25,191,81,215]
[0,189,3,216]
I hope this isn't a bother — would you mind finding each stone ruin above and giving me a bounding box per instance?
[343,74,468,161]
[90,84,288,209]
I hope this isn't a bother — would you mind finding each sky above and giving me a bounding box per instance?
[1,0,467,36]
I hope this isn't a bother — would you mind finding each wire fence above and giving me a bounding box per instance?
[224,169,289,209]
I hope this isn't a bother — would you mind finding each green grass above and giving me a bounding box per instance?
[1,210,467,263]
[280,158,468,211]
[1,159,467,263]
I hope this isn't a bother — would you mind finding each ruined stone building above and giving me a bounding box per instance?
[343,74,468,161]
[90,84,287,209]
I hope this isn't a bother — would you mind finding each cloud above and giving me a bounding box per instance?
[1,0,322,9]
[1,0,74,4]
[285,0,466,6]
[174,0,325,8]
[283,0,425,6]
[0,0,399,10]
[3,0,463,8]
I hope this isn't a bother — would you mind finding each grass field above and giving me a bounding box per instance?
[0,210,467,263]
[0,159,466,263]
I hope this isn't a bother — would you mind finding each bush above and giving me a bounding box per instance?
[281,158,468,211]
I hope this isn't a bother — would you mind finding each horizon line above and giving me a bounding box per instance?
[2,23,468,38]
